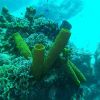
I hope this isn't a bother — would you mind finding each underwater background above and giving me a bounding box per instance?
[0,0,100,100]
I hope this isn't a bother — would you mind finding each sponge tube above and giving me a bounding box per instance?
[66,60,80,86]
[13,32,31,59]
[44,28,71,71]
[68,60,86,82]
[31,44,45,79]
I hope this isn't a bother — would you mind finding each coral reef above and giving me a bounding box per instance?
[0,7,59,39]
[25,6,36,22]
[1,7,14,22]
[67,44,100,100]
[0,6,87,100]
[94,43,100,79]
[25,33,52,49]
[0,53,11,66]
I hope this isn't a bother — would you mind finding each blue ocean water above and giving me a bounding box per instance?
[0,0,100,100]
[1,0,99,53]
[69,0,100,53]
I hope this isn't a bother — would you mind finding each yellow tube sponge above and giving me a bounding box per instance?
[66,60,80,86]
[31,44,45,79]
[13,32,31,59]
[68,60,86,82]
[44,28,71,71]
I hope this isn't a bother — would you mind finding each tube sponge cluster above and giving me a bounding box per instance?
[12,28,86,86]
[31,28,71,78]
[31,28,86,86]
